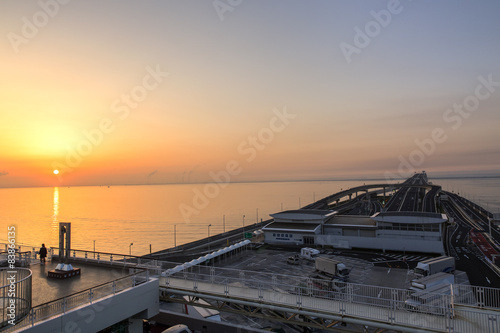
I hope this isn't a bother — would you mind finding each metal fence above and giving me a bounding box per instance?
[0,268,32,330]
[2,269,149,332]
[3,242,500,331]
[161,265,500,332]
[46,245,500,311]
[0,251,32,268]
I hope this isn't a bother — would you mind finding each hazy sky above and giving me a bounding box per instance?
[1,0,499,187]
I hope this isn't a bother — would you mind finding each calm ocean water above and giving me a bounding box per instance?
[1,177,499,255]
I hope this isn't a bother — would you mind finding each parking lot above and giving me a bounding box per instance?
[214,245,414,290]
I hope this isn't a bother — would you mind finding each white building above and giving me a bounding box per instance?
[263,210,448,254]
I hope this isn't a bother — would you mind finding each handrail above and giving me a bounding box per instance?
[2,269,149,332]
[0,268,32,329]
[30,269,148,309]
[41,244,500,310]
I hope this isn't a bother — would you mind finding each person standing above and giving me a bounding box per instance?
[39,243,47,265]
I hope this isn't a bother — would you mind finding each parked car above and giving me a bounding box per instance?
[287,254,300,265]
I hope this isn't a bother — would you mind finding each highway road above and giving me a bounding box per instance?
[447,192,500,246]
[422,185,440,213]
[442,199,500,287]
[340,173,500,287]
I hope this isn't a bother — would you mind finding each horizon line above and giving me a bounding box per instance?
[1,173,500,190]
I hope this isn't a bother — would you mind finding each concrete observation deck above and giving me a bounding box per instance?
[29,260,131,307]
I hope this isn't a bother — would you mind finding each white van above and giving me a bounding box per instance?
[300,248,320,260]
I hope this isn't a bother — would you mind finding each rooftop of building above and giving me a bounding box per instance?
[262,222,320,232]
[372,212,448,224]
[270,209,337,218]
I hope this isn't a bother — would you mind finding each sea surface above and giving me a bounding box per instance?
[1,177,499,256]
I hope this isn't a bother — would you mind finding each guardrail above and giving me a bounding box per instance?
[0,252,31,268]
[161,265,500,332]
[162,263,500,307]
[2,269,149,332]
[47,245,500,311]
[0,268,32,330]
[49,248,181,276]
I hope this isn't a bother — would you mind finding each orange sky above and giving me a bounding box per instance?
[1,1,500,188]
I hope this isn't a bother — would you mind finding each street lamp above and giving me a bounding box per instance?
[93,240,96,259]
[242,215,245,239]
[208,224,212,251]
[223,215,225,233]
[129,243,133,256]
[174,224,176,247]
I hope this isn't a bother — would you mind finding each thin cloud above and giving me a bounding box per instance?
[0,171,8,176]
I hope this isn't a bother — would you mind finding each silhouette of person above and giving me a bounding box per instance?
[39,243,47,264]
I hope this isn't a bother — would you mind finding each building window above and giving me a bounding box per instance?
[303,236,314,245]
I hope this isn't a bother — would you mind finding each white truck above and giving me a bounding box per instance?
[315,257,350,280]
[414,256,455,277]
[410,272,454,292]
[404,283,452,315]
[300,247,320,260]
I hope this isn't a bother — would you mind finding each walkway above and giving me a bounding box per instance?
[160,270,500,333]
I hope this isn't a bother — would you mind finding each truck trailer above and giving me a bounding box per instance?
[315,257,350,280]
[414,256,455,277]
[405,283,452,315]
[411,272,454,291]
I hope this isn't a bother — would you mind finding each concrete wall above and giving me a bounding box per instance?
[329,215,375,226]
[24,278,159,333]
[315,234,445,254]
[264,232,307,245]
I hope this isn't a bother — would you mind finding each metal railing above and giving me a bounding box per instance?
[47,245,500,311]
[160,264,500,333]
[2,269,149,332]
[0,268,32,330]
[0,252,31,268]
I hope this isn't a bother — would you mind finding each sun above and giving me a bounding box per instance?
[53,170,60,175]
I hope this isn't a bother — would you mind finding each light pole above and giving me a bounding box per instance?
[174,224,176,247]
[93,240,96,259]
[129,243,133,256]
[208,224,212,251]
[242,215,245,240]
[223,215,225,233]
